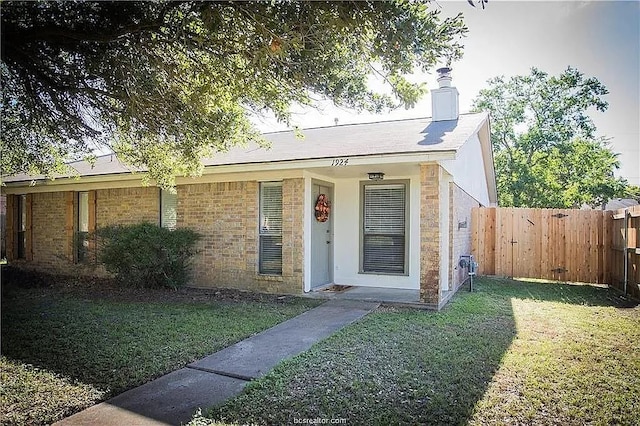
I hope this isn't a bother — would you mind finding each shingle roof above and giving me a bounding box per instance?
[205,111,488,165]
[604,198,639,211]
[3,112,488,183]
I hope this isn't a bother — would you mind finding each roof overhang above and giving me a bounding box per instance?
[1,150,455,194]
[477,117,498,205]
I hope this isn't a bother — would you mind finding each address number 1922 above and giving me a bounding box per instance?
[331,158,349,167]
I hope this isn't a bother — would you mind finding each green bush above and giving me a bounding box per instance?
[97,222,201,289]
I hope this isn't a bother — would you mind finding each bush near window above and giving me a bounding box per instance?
[97,222,201,289]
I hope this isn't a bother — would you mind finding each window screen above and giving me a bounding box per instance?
[160,189,178,230]
[259,182,282,275]
[362,183,407,274]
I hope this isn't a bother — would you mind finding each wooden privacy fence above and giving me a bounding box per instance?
[471,206,640,299]
[609,206,640,299]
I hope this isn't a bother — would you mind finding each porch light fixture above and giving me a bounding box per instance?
[367,172,385,181]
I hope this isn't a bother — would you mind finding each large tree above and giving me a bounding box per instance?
[472,67,628,208]
[1,1,467,187]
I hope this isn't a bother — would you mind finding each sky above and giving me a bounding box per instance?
[254,1,640,186]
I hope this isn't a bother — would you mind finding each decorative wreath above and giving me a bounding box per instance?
[314,194,331,222]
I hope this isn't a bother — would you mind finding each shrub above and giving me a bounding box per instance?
[97,222,201,289]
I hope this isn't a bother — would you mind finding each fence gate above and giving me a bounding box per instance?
[472,207,610,284]
[610,207,640,299]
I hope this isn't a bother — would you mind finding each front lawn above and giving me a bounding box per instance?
[194,277,639,425]
[0,273,320,426]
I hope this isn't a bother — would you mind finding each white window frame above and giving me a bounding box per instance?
[359,180,409,276]
[259,182,283,275]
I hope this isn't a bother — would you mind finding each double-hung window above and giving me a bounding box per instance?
[259,182,283,275]
[17,194,27,259]
[361,182,408,275]
[76,191,89,262]
[160,189,178,230]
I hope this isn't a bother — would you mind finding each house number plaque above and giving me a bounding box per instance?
[330,158,349,166]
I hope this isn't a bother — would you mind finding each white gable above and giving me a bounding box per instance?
[439,131,493,207]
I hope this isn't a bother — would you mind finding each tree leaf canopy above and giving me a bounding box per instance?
[472,67,628,208]
[1,1,467,187]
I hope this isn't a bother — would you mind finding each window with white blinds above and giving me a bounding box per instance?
[259,182,283,275]
[361,183,408,274]
[160,189,177,230]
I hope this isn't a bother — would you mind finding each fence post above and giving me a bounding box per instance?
[624,208,629,295]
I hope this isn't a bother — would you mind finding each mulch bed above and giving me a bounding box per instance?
[0,265,297,304]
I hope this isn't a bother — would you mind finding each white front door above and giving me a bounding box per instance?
[311,183,333,288]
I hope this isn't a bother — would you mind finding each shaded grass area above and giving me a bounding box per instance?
[194,277,639,425]
[0,273,320,426]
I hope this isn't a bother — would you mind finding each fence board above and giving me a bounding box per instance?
[540,209,550,280]
[565,209,574,281]
[532,208,542,278]
[485,207,496,274]
[496,209,513,275]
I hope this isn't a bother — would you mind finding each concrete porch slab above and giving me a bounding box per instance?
[305,285,431,307]
[188,299,379,380]
[334,286,420,303]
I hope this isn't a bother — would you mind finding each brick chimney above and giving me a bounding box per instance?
[431,67,459,121]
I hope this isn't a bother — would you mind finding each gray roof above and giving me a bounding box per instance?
[604,198,639,211]
[205,111,487,165]
[3,112,488,183]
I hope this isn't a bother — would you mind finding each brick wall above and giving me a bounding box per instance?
[96,187,159,226]
[29,192,67,270]
[178,181,255,289]
[8,187,160,274]
[178,179,304,294]
[8,180,305,294]
[282,178,305,287]
[420,164,441,304]
[449,184,480,289]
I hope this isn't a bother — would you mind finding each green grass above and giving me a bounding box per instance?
[193,277,639,426]
[0,282,320,426]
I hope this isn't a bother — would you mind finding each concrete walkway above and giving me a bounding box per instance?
[55,299,379,426]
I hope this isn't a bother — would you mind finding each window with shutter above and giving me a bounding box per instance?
[259,182,283,275]
[160,189,178,230]
[361,182,408,274]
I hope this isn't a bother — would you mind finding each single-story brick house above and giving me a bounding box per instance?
[1,70,496,308]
